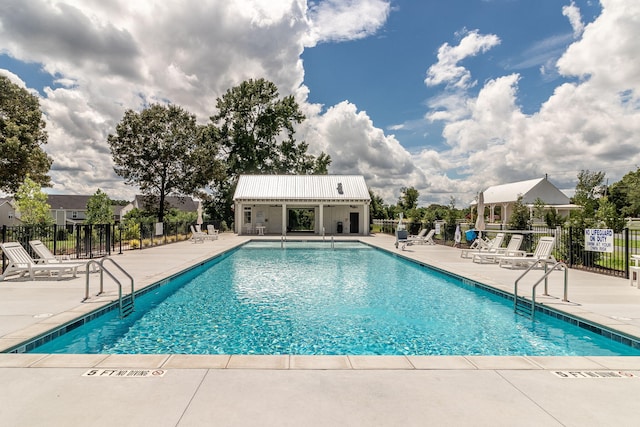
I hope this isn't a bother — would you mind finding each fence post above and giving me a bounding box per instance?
[1,225,5,273]
[568,226,574,268]
[106,224,111,256]
[53,224,57,255]
[625,227,630,279]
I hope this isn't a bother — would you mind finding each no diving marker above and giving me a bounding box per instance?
[552,371,636,379]
[83,369,167,377]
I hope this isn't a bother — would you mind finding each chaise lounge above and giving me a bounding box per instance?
[461,233,505,259]
[498,236,557,269]
[472,234,525,264]
[0,241,85,281]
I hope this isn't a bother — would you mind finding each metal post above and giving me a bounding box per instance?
[625,227,630,279]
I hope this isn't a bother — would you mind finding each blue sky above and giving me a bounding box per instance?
[303,0,600,152]
[1,0,638,206]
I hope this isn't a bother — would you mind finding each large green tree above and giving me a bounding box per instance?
[609,168,640,217]
[14,176,52,225]
[398,186,419,211]
[0,75,52,192]
[85,189,114,224]
[573,169,606,216]
[108,104,222,222]
[209,78,331,223]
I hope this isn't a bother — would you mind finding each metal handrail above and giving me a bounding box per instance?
[84,257,135,318]
[514,260,568,320]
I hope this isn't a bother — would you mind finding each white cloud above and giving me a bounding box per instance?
[301,101,428,203]
[304,0,390,47]
[557,0,640,93]
[425,30,501,89]
[562,1,585,37]
[1,0,639,209]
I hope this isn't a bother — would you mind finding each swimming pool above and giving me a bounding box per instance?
[28,241,640,356]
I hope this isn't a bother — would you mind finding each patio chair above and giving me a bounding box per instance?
[460,233,505,259]
[0,242,85,281]
[408,229,435,245]
[472,234,525,264]
[206,225,220,240]
[29,240,97,272]
[190,225,207,243]
[498,236,557,269]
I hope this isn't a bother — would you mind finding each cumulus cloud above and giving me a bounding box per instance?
[424,0,640,199]
[562,1,585,38]
[1,0,639,209]
[304,0,390,47]
[425,30,501,89]
[302,101,428,203]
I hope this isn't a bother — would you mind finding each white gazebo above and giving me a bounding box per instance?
[233,175,371,236]
[472,177,578,225]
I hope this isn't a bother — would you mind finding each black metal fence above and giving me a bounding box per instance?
[373,219,640,279]
[1,221,195,274]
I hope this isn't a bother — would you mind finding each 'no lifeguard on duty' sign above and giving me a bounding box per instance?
[584,229,614,253]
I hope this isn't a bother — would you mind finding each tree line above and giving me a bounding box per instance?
[2,74,639,231]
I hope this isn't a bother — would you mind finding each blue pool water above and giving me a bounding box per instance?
[30,241,640,355]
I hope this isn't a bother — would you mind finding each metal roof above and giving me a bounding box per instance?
[233,175,370,202]
[477,177,570,205]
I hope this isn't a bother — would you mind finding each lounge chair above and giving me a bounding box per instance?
[460,233,505,259]
[472,234,525,264]
[498,236,557,269]
[0,241,84,281]
[408,229,435,245]
[190,225,207,243]
[206,225,219,240]
[395,229,409,250]
[29,240,77,263]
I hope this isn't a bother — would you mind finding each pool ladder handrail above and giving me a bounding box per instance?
[84,257,135,318]
[514,260,568,320]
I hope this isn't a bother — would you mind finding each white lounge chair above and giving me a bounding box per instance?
[472,234,525,264]
[461,233,505,259]
[0,242,84,281]
[190,225,207,243]
[408,229,435,245]
[206,225,219,240]
[498,236,557,269]
[30,240,77,263]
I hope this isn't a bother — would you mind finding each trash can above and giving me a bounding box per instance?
[465,230,477,242]
[337,221,343,233]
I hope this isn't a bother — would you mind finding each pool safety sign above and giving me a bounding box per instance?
[584,228,614,253]
[552,371,636,379]
[83,369,166,378]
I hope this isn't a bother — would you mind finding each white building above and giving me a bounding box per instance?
[473,177,578,225]
[233,175,371,236]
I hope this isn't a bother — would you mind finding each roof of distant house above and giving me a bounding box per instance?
[47,195,92,210]
[133,195,199,212]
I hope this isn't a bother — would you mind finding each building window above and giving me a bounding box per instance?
[8,212,13,219]
[72,211,78,219]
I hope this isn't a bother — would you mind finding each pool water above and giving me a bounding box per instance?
[30,241,640,355]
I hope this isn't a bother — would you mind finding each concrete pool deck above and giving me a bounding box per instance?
[2,233,640,426]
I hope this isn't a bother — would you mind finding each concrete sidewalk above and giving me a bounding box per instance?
[1,233,640,426]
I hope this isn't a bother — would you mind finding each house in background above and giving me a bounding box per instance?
[472,177,579,226]
[0,197,21,227]
[120,195,199,218]
[48,195,93,225]
[233,174,371,236]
